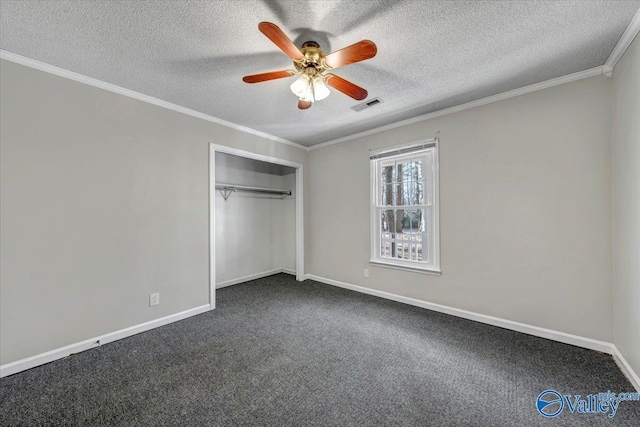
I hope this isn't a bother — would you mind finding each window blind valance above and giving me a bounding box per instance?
[369,138,438,160]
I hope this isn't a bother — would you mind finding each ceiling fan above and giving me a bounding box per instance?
[242,22,377,110]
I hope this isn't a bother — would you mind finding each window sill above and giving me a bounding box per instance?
[369,260,442,275]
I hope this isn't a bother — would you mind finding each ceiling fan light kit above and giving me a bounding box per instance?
[243,22,377,110]
[290,73,330,102]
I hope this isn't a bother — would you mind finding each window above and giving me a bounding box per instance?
[370,140,440,273]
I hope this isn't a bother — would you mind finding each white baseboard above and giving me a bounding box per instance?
[612,346,640,393]
[0,304,210,378]
[2,270,293,378]
[305,274,614,353]
[216,268,291,289]
[5,274,638,393]
[282,268,296,276]
[305,274,640,389]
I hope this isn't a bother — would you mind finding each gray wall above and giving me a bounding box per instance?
[0,59,307,365]
[308,76,613,342]
[1,52,633,371]
[214,153,296,285]
[612,34,640,377]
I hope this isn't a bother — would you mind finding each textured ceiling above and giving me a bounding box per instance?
[1,1,639,147]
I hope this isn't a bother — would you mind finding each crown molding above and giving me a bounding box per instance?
[0,50,308,152]
[309,66,603,151]
[603,8,640,77]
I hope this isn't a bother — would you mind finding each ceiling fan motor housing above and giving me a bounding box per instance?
[294,41,327,73]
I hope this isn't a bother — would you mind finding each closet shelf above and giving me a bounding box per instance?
[215,184,292,200]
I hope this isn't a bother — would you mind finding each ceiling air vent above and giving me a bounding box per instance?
[351,97,384,112]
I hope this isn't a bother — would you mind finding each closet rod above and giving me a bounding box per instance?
[215,184,292,200]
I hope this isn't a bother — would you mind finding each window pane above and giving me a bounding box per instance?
[407,181,423,205]
[381,210,394,258]
[382,182,406,206]
[391,209,408,261]
[392,209,402,239]
[408,209,422,232]
[418,181,425,205]
[410,236,419,261]
[401,242,410,260]
[381,184,401,206]
[413,159,424,181]
[381,184,389,206]
[394,184,402,206]
[381,209,399,259]
[380,181,426,206]
[398,209,409,234]
[381,240,392,258]
[422,208,430,262]
[396,162,411,183]
[423,153,433,205]
[400,181,412,206]
[385,209,397,235]
[381,165,394,185]
[381,210,391,237]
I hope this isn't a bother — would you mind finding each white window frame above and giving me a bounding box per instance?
[370,139,441,274]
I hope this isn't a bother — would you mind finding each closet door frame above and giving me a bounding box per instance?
[209,143,305,309]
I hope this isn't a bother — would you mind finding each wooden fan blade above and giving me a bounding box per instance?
[258,22,304,61]
[298,99,312,110]
[323,40,377,68]
[242,70,294,83]
[324,74,368,100]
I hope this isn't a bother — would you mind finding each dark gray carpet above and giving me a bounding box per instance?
[1,273,638,426]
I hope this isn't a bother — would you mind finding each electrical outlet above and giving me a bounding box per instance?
[149,292,160,307]
[364,269,369,278]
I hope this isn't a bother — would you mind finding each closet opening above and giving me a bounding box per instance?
[209,144,304,309]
